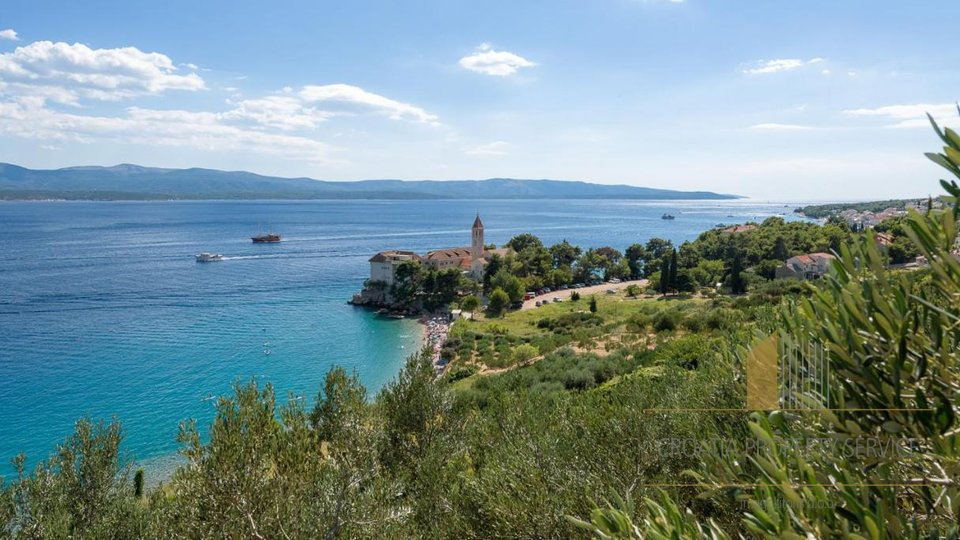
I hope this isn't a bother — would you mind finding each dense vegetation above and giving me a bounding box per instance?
[480,204,893,306]
[1,117,958,538]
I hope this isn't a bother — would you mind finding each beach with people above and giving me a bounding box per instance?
[423,314,452,376]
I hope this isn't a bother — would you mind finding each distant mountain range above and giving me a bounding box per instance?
[0,163,740,201]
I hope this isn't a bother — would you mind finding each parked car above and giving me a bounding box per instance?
[609,278,621,284]
[523,292,536,301]
[511,301,524,309]
[574,283,585,288]
[553,296,562,303]
[558,284,569,290]
[535,301,542,307]
[543,287,552,293]
[606,288,617,295]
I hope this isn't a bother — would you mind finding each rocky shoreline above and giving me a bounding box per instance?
[348,288,420,317]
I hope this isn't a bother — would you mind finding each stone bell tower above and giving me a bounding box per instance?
[470,214,484,279]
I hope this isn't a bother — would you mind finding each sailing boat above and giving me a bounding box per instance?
[251,224,281,243]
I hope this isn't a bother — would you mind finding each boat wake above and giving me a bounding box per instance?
[219,254,283,261]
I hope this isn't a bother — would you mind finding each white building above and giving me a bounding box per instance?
[367,250,421,286]
[775,252,836,280]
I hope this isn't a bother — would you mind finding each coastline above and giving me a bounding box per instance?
[3,198,815,480]
[422,314,452,376]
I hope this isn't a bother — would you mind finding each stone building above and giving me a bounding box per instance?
[367,214,510,284]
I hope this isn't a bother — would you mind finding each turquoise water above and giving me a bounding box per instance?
[0,198,811,475]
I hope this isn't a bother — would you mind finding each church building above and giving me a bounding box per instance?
[368,214,509,284]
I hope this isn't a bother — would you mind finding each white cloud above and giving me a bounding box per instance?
[466,141,510,155]
[459,44,536,76]
[0,29,18,41]
[749,123,814,131]
[224,95,336,131]
[0,37,439,164]
[743,57,824,75]
[0,40,205,103]
[0,98,338,163]
[0,79,438,163]
[299,84,439,124]
[843,103,958,129]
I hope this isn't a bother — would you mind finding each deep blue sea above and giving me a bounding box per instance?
[0,198,812,477]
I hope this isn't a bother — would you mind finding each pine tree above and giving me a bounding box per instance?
[772,236,789,260]
[730,250,745,294]
[659,257,670,295]
[668,249,678,292]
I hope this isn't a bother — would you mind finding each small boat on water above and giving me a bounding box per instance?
[196,252,224,262]
[661,213,676,220]
[251,232,281,243]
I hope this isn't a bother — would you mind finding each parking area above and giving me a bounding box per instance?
[520,279,648,310]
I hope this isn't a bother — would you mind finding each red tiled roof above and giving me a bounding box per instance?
[787,252,835,267]
[426,247,472,260]
[722,224,757,234]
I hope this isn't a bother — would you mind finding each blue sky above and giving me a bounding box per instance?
[1,1,959,199]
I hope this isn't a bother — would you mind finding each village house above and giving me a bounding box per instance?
[775,252,836,280]
[367,214,510,286]
[839,207,905,230]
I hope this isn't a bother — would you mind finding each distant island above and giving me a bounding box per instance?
[0,163,740,201]
[796,196,945,219]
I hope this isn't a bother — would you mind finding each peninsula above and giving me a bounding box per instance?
[0,163,741,201]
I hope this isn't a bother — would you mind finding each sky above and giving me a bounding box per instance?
[1,1,959,200]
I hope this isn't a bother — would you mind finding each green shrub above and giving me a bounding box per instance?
[652,334,716,369]
[444,364,478,383]
[513,343,540,363]
[652,311,678,332]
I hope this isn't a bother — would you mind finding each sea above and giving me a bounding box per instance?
[0,198,814,478]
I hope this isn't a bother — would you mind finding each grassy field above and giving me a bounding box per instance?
[442,290,721,372]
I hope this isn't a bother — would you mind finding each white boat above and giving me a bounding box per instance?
[196,252,224,262]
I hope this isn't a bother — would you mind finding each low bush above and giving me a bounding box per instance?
[652,334,718,370]
[652,310,679,332]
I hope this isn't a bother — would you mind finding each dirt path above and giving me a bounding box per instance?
[520,279,648,310]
